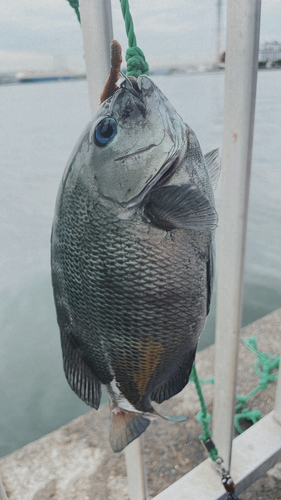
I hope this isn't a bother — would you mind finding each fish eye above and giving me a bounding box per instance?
[94,117,117,146]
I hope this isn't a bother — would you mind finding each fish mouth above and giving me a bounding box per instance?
[122,153,181,209]
[115,143,158,163]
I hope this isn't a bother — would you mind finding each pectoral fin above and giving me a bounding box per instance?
[145,184,218,231]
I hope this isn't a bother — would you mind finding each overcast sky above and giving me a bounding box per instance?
[0,0,280,72]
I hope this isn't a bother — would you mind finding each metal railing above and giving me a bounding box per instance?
[212,0,261,468]
[79,1,281,498]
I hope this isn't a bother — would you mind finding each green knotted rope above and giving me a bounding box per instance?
[65,0,149,77]
[234,336,279,433]
[119,0,149,77]
[234,408,261,434]
[190,365,219,461]
[66,0,81,23]
[192,336,280,452]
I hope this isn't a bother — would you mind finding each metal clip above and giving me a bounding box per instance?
[225,493,243,500]
[215,457,228,476]
[221,471,236,493]
[202,438,217,453]
[214,458,243,499]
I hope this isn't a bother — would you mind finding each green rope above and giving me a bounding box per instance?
[190,365,219,461]
[234,336,279,433]
[65,0,149,77]
[66,0,81,23]
[197,376,214,385]
[234,409,261,434]
[191,336,279,460]
[119,0,149,77]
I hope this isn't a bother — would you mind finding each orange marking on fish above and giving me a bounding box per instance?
[133,338,164,397]
[100,40,122,104]
[110,336,164,406]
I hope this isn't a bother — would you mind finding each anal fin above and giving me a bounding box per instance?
[151,372,189,404]
[151,348,197,404]
[61,331,101,409]
[110,408,151,452]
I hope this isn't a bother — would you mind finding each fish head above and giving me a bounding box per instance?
[87,75,187,208]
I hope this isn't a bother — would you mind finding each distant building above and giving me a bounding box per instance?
[259,42,281,63]
[0,73,17,84]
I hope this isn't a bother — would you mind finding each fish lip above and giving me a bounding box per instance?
[121,153,181,209]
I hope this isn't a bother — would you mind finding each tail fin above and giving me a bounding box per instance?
[110,408,151,452]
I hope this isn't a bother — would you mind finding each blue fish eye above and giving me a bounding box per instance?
[94,117,117,146]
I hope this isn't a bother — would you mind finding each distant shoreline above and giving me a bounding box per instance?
[0,65,280,86]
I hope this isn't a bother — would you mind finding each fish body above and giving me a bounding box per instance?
[51,75,220,452]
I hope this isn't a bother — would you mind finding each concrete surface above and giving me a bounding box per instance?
[0,308,280,499]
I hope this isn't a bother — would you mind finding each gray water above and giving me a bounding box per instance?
[0,70,280,458]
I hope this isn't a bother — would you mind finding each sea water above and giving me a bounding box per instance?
[0,70,280,457]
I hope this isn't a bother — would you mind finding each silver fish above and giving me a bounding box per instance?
[51,75,220,452]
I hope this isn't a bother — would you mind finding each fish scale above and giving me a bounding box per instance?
[51,74,220,451]
[55,192,209,398]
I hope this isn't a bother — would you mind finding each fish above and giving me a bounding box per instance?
[51,51,220,453]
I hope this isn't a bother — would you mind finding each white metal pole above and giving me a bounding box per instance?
[212,0,261,471]
[0,479,8,500]
[274,355,281,425]
[79,2,147,497]
[79,0,113,115]
[125,435,148,500]
[216,0,222,66]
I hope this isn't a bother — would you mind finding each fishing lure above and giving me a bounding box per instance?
[100,40,122,104]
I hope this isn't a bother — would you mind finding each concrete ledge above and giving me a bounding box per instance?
[153,412,281,499]
[0,308,281,499]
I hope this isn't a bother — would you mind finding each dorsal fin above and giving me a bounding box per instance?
[204,149,221,191]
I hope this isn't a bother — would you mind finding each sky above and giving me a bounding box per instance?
[0,0,281,73]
